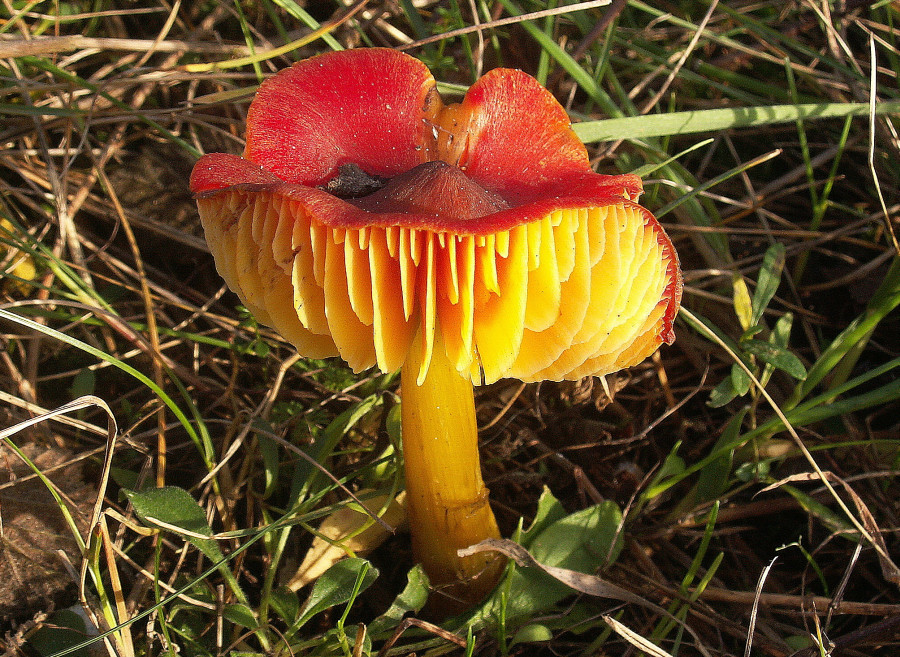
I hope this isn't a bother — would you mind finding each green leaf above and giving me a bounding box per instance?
[368,564,429,636]
[781,484,855,537]
[694,409,748,504]
[69,368,95,399]
[742,339,807,380]
[735,460,770,483]
[572,101,900,143]
[471,501,624,625]
[708,376,739,408]
[269,586,301,624]
[644,446,687,502]
[752,243,786,327]
[26,610,91,657]
[732,274,754,332]
[520,486,567,547]
[510,623,554,646]
[223,603,259,630]
[528,502,624,572]
[295,394,383,497]
[772,313,794,349]
[124,486,222,563]
[289,558,378,634]
[252,418,280,499]
[124,486,250,606]
[730,363,752,396]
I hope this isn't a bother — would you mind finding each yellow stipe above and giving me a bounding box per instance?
[400,324,504,606]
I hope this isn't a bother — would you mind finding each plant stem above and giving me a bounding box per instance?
[400,326,504,611]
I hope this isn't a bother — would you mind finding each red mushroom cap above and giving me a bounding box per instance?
[192,48,682,384]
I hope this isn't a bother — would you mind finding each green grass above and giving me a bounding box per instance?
[1,1,899,656]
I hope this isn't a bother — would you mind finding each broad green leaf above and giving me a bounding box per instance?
[781,485,855,537]
[694,410,748,504]
[269,586,301,624]
[468,501,623,626]
[735,461,770,483]
[752,244,786,327]
[223,603,259,630]
[368,564,429,636]
[26,610,90,657]
[252,418,280,499]
[294,394,383,496]
[124,486,222,563]
[730,362,752,396]
[510,624,553,646]
[124,486,250,605]
[708,376,739,408]
[69,368,95,399]
[742,339,807,380]
[520,486,567,546]
[772,313,794,349]
[732,274,754,332]
[289,558,378,634]
[529,502,624,571]
[645,447,686,500]
[758,313,796,390]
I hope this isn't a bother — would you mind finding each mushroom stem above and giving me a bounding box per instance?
[400,325,505,611]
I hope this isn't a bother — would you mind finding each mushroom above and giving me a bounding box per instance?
[191,48,682,610]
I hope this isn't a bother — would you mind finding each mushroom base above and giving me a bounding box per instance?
[400,325,505,614]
